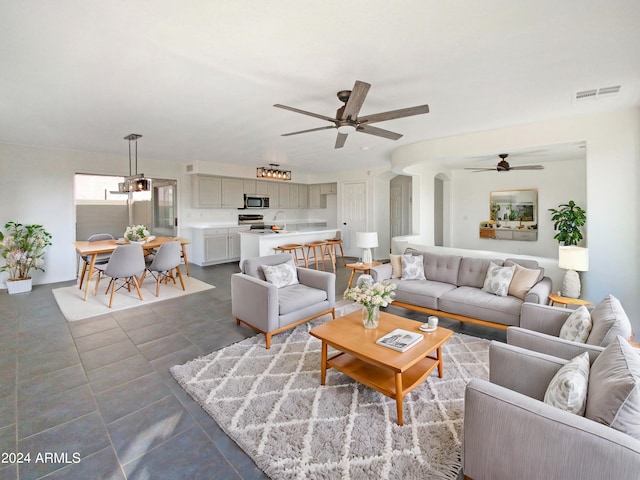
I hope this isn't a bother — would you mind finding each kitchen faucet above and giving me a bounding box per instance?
[273,210,287,230]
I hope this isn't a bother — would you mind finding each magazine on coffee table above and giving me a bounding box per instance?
[376,328,424,352]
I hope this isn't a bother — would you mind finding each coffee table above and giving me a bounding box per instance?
[310,310,453,425]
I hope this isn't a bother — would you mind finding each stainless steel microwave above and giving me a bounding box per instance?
[243,194,269,209]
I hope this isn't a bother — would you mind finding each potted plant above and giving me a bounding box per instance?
[0,221,52,294]
[548,200,587,245]
[124,224,150,243]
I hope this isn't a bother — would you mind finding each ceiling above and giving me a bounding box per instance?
[1,1,639,175]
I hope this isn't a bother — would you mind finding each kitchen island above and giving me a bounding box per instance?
[239,228,339,266]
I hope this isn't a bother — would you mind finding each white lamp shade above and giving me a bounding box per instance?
[558,246,589,272]
[355,232,378,248]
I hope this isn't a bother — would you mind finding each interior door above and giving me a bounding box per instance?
[341,181,367,257]
[152,179,177,237]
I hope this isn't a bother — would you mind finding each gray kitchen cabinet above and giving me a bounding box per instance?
[297,184,308,208]
[221,178,243,208]
[308,184,322,209]
[277,183,289,208]
[192,175,222,208]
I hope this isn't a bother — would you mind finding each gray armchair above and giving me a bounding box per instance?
[463,341,640,480]
[508,299,631,362]
[231,254,335,349]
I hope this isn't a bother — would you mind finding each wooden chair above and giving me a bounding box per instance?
[325,237,346,267]
[304,240,335,271]
[274,243,307,267]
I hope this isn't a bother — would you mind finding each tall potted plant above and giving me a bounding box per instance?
[0,221,52,294]
[548,200,586,245]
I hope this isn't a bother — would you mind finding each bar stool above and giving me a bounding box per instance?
[274,244,307,267]
[325,237,346,267]
[304,240,334,271]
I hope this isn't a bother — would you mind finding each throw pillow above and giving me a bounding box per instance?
[482,262,516,297]
[544,352,590,415]
[401,254,426,280]
[507,263,542,300]
[261,261,299,288]
[586,295,632,347]
[585,336,640,440]
[559,306,592,343]
[389,254,402,279]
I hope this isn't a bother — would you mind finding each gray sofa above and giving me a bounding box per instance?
[231,253,335,348]
[463,341,640,480]
[370,248,552,330]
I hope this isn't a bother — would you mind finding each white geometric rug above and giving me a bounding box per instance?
[171,316,490,480]
[52,276,215,322]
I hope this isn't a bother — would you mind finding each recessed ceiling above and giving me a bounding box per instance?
[0,1,638,174]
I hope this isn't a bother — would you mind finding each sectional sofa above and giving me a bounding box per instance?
[370,248,552,330]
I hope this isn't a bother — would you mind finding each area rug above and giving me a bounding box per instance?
[53,276,215,322]
[171,317,490,479]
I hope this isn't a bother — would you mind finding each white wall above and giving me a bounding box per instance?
[391,107,640,334]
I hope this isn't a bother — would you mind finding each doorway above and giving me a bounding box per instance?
[390,175,412,243]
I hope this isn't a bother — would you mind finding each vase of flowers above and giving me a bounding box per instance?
[0,222,52,294]
[124,224,150,243]
[344,280,396,329]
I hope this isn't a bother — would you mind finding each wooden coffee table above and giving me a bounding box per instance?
[310,310,453,425]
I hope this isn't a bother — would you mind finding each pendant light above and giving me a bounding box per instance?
[121,134,150,192]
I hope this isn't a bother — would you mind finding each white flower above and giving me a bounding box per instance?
[344,280,396,309]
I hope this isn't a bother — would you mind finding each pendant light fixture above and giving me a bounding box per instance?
[256,163,291,181]
[119,134,150,192]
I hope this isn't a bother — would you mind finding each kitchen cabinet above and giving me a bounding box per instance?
[320,183,337,194]
[228,226,247,259]
[308,184,322,209]
[192,175,222,208]
[277,183,290,208]
[243,180,256,194]
[205,233,229,262]
[267,182,279,207]
[297,184,308,208]
[289,184,299,209]
[221,178,243,208]
[191,226,250,266]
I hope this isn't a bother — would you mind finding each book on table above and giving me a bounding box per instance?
[376,328,424,352]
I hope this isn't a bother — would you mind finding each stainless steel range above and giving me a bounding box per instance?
[238,214,271,230]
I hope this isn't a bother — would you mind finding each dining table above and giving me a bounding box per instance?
[74,236,191,301]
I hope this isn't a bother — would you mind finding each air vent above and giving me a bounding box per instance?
[574,85,621,103]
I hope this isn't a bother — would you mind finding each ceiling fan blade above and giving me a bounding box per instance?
[508,165,545,170]
[357,124,403,140]
[274,104,337,123]
[340,81,370,120]
[464,168,497,172]
[359,104,430,124]
[281,125,336,137]
[335,132,348,149]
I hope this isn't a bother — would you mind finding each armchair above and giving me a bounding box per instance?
[508,298,631,362]
[463,341,640,480]
[231,254,335,348]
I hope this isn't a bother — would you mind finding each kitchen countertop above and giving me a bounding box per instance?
[239,227,335,236]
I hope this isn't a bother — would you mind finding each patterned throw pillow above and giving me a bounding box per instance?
[482,262,516,297]
[559,306,592,343]
[544,352,590,415]
[401,254,426,280]
[260,261,299,288]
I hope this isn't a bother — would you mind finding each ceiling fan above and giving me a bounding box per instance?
[465,153,544,172]
[274,80,429,149]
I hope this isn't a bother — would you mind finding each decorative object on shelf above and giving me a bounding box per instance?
[344,279,396,329]
[558,246,589,298]
[549,200,587,246]
[256,163,291,181]
[119,134,150,192]
[124,224,150,242]
[355,231,378,264]
[0,221,52,294]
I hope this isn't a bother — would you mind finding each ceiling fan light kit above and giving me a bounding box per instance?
[274,80,429,149]
[256,163,291,181]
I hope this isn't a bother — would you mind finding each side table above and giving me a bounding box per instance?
[548,292,591,308]
[345,261,382,289]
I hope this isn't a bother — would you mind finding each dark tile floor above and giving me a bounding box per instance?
[0,257,505,479]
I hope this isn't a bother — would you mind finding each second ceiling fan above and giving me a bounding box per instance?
[274,80,429,149]
[465,153,544,172]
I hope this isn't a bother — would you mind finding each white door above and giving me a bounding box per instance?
[341,181,367,257]
[390,185,403,238]
[152,179,177,237]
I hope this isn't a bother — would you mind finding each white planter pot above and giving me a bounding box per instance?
[6,278,33,294]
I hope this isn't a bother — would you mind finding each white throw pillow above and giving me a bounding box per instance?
[559,306,592,343]
[261,261,299,288]
[508,263,542,300]
[401,254,426,280]
[544,352,590,416]
[389,254,402,279]
[482,262,516,297]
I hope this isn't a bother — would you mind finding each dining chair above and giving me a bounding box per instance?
[78,233,114,289]
[93,243,146,308]
[141,241,185,297]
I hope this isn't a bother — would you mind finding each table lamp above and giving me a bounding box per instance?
[558,246,589,298]
[356,232,378,264]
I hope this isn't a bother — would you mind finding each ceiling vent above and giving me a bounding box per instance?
[574,85,621,103]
